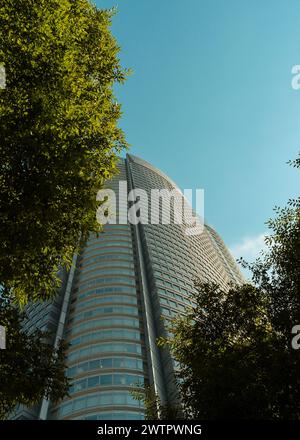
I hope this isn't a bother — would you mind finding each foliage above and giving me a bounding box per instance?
[246,154,300,337]
[0,295,69,419]
[156,154,300,419]
[132,386,182,420]
[0,0,128,305]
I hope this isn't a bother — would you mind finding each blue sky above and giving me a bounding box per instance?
[97,0,300,271]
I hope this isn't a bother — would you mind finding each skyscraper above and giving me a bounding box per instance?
[13,154,244,420]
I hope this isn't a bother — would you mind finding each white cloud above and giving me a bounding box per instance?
[230,233,267,263]
[229,233,268,280]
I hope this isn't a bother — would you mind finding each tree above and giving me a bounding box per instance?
[248,154,300,338]
[155,154,300,419]
[0,0,129,305]
[132,385,182,420]
[0,295,69,419]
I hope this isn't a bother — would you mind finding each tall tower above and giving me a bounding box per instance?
[13,154,244,420]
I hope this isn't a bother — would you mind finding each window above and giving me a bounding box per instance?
[86,395,98,408]
[74,379,86,392]
[73,399,85,410]
[67,342,142,362]
[79,276,136,291]
[80,412,144,421]
[75,295,137,311]
[89,360,100,370]
[72,306,139,323]
[60,403,72,416]
[80,248,132,260]
[88,376,99,388]
[100,375,112,385]
[114,394,126,405]
[77,286,137,301]
[102,358,113,368]
[78,268,136,282]
[67,317,139,334]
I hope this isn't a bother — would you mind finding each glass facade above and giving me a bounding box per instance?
[12,154,244,420]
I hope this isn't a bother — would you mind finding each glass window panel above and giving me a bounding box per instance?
[86,395,99,408]
[101,358,113,368]
[89,360,100,370]
[99,394,111,405]
[87,376,99,388]
[60,403,72,416]
[113,393,126,405]
[100,375,113,385]
[74,399,85,410]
